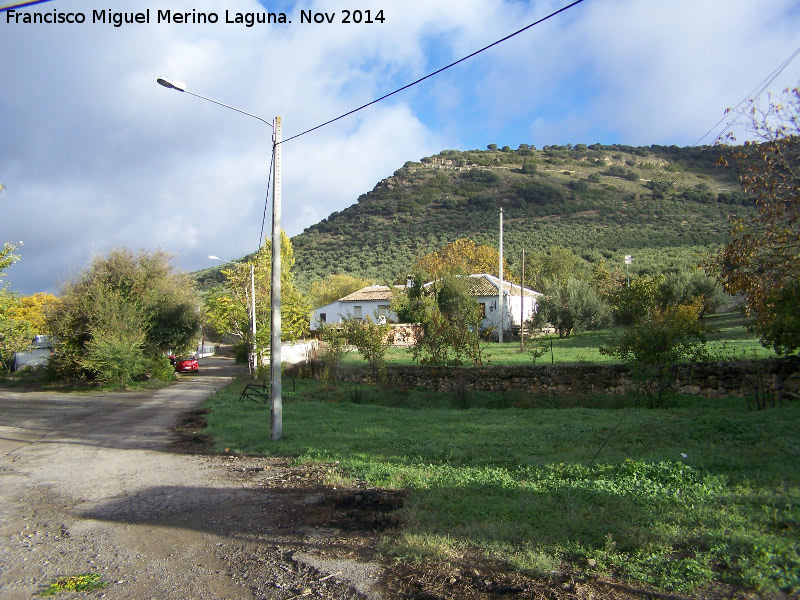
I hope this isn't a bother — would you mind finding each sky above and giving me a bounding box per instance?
[1,0,799,295]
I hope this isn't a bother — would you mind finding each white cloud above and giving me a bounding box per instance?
[1,0,799,293]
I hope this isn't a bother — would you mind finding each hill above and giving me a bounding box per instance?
[195,143,751,292]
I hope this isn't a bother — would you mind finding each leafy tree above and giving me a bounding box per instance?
[657,271,728,316]
[77,292,149,386]
[592,260,626,300]
[344,315,392,378]
[0,292,33,372]
[0,241,34,372]
[204,230,310,365]
[317,321,352,383]
[600,298,713,406]
[402,275,486,366]
[709,84,800,354]
[308,274,372,308]
[414,238,515,283]
[12,293,60,334]
[609,274,664,325]
[46,249,201,381]
[1,242,21,277]
[530,277,612,338]
[526,246,586,289]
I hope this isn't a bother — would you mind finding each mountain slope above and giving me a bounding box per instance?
[289,143,748,290]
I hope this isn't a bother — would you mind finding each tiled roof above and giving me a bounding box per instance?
[467,274,540,298]
[423,274,539,297]
[340,285,395,302]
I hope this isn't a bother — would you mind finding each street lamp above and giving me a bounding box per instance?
[208,255,257,374]
[159,77,283,440]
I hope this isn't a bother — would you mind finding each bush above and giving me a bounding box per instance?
[600,298,713,406]
[530,278,612,338]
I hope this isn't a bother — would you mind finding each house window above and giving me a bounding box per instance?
[319,313,326,323]
[353,306,362,320]
[479,303,486,318]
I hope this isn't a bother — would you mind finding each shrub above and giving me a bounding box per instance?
[600,298,713,406]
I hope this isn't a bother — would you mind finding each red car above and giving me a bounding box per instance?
[174,356,198,373]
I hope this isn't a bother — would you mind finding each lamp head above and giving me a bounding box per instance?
[156,77,187,92]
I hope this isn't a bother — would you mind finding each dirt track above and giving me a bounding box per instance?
[0,358,676,600]
[0,358,394,599]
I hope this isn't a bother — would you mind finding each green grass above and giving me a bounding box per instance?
[201,380,800,595]
[336,312,777,369]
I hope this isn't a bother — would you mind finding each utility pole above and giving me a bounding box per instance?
[251,263,257,373]
[271,117,282,441]
[520,248,525,352]
[498,207,504,344]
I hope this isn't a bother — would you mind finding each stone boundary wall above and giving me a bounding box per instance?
[333,357,800,399]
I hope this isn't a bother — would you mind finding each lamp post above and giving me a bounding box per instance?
[208,255,257,374]
[159,77,283,440]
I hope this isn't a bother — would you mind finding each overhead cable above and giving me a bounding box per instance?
[282,0,587,144]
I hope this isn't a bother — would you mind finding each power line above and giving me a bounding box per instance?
[666,46,800,187]
[259,148,276,249]
[0,0,56,12]
[281,0,588,145]
[692,46,800,147]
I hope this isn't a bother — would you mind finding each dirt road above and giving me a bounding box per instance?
[1,359,649,600]
[0,359,387,600]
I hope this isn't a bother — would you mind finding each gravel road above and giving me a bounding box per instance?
[0,358,385,600]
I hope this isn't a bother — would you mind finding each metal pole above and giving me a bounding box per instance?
[270,117,283,441]
[250,263,257,373]
[498,207,504,344]
[520,248,525,352]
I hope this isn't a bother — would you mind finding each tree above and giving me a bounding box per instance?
[398,274,486,366]
[525,246,586,289]
[77,293,149,386]
[1,241,21,278]
[608,274,663,325]
[0,241,34,372]
[709,84,800,354]
[530,277,611,338]
[0,292,32,372]
[12,293,60,334]
[308,274,372,309]
[204,230,310,364]
[657,271,728,316]
[317,321,352,383]
[46,249,201,381]
[600,298,713,406]
[414,238,515,283]
[344,315,392,378]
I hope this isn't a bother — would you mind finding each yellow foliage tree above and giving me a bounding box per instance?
[10,293,60,334]
[308,274,372,309]
[414,238,516,282]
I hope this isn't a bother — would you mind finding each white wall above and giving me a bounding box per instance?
[476,293,538,331]
[310,301,396,330]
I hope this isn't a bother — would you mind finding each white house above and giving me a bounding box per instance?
[310,285,398,330]
[463,274,539,332]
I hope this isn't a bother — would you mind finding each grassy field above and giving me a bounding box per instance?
[201,377,799,596]
[337,312,777,369]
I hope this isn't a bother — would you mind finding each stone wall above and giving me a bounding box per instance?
[333,357,800,399]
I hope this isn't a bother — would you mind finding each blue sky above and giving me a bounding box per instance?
[1,0,799,294]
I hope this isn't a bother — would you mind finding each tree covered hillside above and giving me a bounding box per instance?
[290,143,749,291]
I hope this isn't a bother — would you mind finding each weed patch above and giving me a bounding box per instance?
[40,573,106,595]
